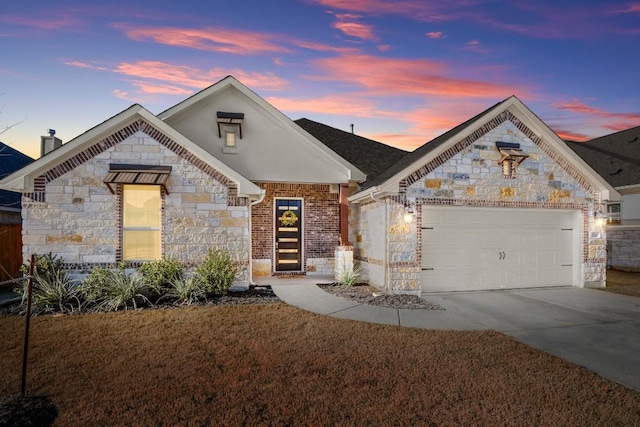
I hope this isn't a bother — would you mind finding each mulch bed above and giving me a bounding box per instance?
[318,283,445,310]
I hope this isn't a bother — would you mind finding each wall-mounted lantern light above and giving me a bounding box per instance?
[403,204,414,224]
[594,209,607,228]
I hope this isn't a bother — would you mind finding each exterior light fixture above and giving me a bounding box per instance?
[594,209,607,228]
[403,206,414,224]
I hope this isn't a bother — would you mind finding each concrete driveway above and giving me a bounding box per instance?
[424,287,640,392]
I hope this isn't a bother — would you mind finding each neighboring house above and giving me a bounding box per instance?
[566,127,640,271]
[0,79,622,292]
[348,96,620,294]
[0,142,34,280]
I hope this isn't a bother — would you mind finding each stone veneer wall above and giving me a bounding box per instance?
[607,227,640,271]
[251,182,340,276]
[21,124,251,282]
[352,115,607,294]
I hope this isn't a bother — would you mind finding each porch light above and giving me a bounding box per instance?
[594,209,607,228]
[403,206,414,224]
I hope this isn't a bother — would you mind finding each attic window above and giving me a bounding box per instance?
[217,111,244,140]
[496,142,529,178]
[104,164,172,194]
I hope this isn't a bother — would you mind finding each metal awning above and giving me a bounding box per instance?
[496,141,529,166]
[103,164,172,194]
[216,111,244,139]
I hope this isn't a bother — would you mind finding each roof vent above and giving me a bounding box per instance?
[496,142,529,178]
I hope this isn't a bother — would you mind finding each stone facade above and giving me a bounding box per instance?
[607,227,640,271]
[251,182,340,276]
[352,114,607,293]
[22,126,251,283]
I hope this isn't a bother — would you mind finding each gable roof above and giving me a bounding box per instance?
[0,141,34,211]
[0,105,262,199]
[294,118,407,186]
[566,126,640,190]
[159,76,365,183]
[350,96,620,202]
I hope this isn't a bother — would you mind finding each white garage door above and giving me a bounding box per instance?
[420,206,577,292]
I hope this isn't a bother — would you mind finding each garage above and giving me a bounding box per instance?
[420,206,579,292]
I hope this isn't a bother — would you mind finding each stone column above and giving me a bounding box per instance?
[334,245,353,281]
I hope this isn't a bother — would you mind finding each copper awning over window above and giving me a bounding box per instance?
[104,164,172,194]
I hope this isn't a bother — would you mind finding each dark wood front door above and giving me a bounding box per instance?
[275,199,302,271]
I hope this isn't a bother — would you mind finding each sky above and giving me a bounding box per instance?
[1,0,639,159]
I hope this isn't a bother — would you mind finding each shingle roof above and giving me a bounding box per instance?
[361,99,505,190]
[0,141,34,210]
[566,126,640,188]
[294,118,407,185]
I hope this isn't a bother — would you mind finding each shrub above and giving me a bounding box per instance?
[18,254,80,314]
[195,249,238,296]
[338,264,363,287]
[138,258,184,295]
[78,266,153,311]
[162,275,207,305]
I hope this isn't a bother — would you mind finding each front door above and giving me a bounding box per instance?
[275,198,302,271]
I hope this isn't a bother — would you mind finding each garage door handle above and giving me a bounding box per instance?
[499,251,505,260]
[422,268,434,271]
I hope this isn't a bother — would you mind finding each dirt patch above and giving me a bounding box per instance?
[603,269,640,297]
[318,283,444,310]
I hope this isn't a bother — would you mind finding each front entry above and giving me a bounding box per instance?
[275,198,303,271]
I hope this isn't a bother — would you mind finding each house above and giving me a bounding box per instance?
[347,96,620,294]
[0,78,621,292]
[0,77,367,284]
[566,127,640,271]
[0,142,34,280]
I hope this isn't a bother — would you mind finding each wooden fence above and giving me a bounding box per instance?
[0,224,22,282]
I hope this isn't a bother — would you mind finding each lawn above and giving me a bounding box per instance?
[1,303,639,426]
[604,269,640,297]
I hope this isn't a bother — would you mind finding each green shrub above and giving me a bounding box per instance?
[17,253,80,314]
[138,258,184,295]
[338,264,363,287]
[162,275,207,305]
[78,266,153,311]
[195,249,238,296]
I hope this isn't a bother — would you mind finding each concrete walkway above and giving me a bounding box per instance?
[261,275,640,392]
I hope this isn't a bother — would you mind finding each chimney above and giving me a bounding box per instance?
[40,129,62,156]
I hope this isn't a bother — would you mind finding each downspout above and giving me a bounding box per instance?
[248,189,267,286]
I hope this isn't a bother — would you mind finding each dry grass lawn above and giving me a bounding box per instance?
[604,269,640,297]
[1,304,639,426]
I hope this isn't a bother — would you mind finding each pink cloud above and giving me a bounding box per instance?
[0,14,81,31]
[312,55,527,99]
[426,31,444,39]
[117,25,289,55]
[64,61,107,71]
[333,21,375,40]
[553,100,640,122]
[292,39,360,54]
[552,128,591,142]
[113,61,288,93]
[267,94,381,117]
[608,3,640,14]
[312,0,462,21]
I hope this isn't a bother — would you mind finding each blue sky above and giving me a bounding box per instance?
[1,0,639,159]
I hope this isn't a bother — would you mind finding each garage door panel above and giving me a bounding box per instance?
[421,206,577,292]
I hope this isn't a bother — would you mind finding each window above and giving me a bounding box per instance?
[225,130,237,147]
[607,203,621,224]
[122,184,161,260]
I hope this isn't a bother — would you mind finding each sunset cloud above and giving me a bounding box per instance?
[0,13,81,31]
[312,0,460,21]
[426,31,444,39]
[267,94,381,118]
[64,61,108,71]
[113,61,288,93]
[117,25,289,54]
[553,100,640,122]
[333,21,375,39]
[608,3,640,15]
[312,55,526,99]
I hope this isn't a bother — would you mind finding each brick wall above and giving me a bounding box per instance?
[252,182,339,275]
